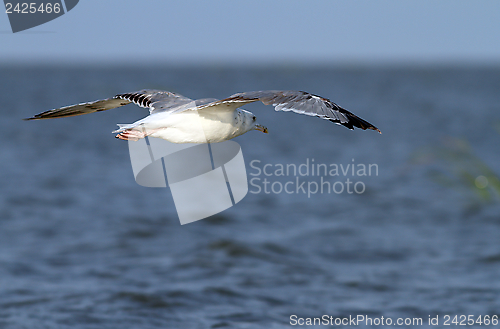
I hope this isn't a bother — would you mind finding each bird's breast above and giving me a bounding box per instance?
[149,109,247,143]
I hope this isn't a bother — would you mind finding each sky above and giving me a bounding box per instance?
[1,0,500,65]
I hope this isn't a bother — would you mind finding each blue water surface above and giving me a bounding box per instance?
[0,65,499,328]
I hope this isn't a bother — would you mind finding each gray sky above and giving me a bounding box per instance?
[1,0,500,65]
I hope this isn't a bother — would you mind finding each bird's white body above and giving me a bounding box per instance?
[115,107,262,143]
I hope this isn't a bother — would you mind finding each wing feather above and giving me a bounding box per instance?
[115,89,194,114]
[23,89,194,120]
[198,90,380,133]
[23,98,131,120]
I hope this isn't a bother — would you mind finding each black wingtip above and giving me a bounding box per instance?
[338,117,381,134]
[357,123,381,134]
[339,110,381,134]
[363,123,382,134]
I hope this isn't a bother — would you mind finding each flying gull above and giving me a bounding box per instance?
[24,90,381,143]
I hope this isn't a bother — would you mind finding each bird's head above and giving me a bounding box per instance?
[240,109,268,134]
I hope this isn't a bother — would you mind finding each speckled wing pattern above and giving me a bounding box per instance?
[116,90,195,114]
[198,90,381,133]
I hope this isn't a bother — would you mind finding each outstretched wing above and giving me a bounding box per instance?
[23,89,194,120]
[198,90,381,133]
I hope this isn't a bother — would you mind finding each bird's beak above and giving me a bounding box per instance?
[255,124,268,134]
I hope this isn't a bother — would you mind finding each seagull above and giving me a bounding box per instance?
[24,90,381,143]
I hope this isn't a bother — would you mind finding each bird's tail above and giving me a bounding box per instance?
[112,123,134,133]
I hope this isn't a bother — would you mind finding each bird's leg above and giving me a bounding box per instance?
[115,128,160,141]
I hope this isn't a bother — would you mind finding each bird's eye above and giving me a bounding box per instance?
[252,116,256,121]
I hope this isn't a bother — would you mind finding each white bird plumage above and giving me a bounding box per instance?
[24,89,381,143]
